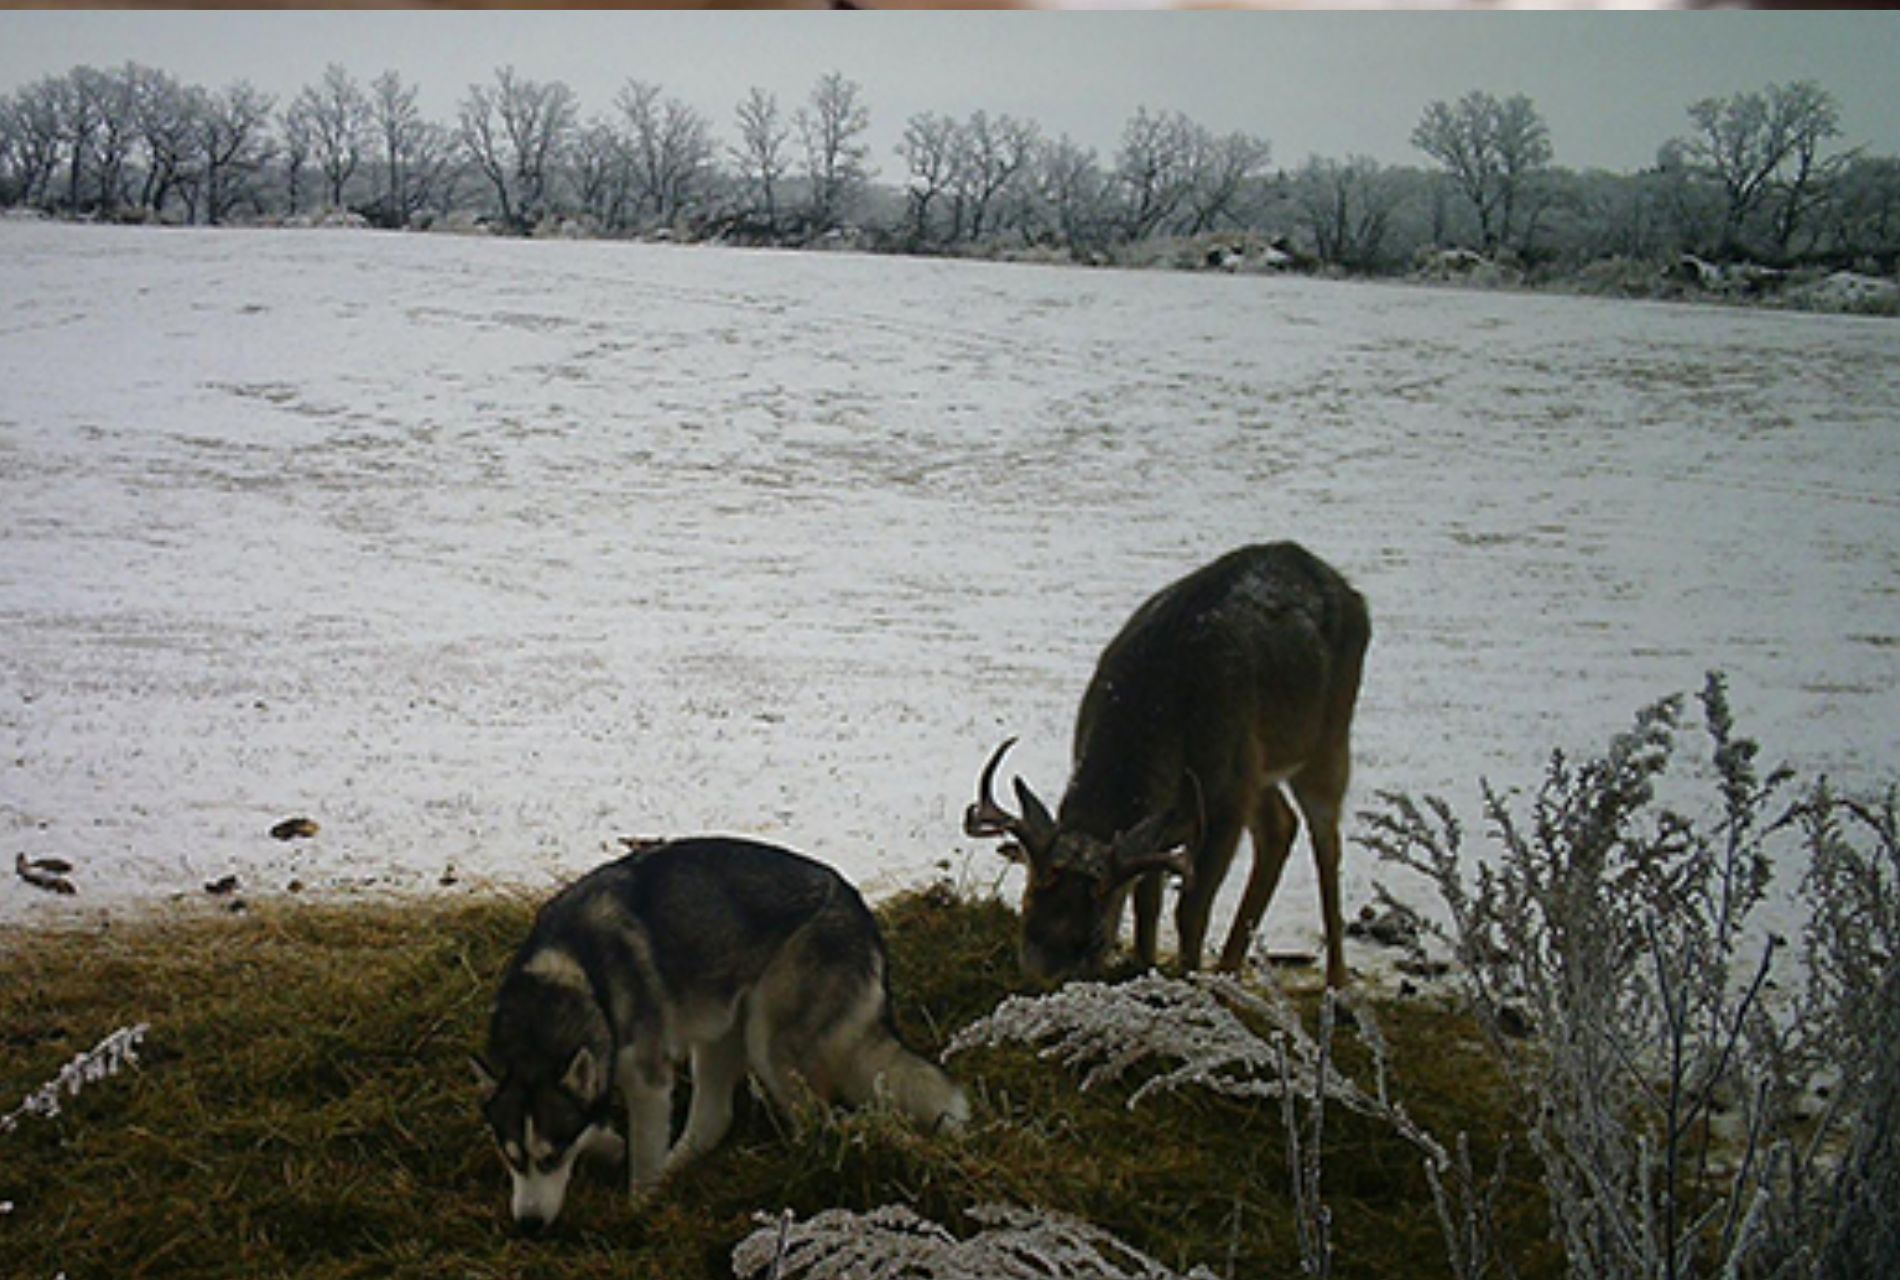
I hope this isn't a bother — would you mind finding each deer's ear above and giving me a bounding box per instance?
[1012,778,1057,853]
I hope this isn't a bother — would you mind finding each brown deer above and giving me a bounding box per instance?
[965,542,1369,987]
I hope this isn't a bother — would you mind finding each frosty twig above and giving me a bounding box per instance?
[2,1023,151,1136]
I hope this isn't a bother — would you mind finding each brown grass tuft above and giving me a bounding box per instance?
[1,886,1554,1279]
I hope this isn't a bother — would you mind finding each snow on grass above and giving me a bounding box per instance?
[3,222,1897,957]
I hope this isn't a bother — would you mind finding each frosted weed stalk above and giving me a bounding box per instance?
[732,1203,1221,1280]
[1360,673,1898,1280]
[944,969,1440,1151]
[1,1022,151,1137]
[946,971,1465,1278]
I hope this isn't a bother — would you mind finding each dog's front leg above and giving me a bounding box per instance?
[622,1060,673,1193]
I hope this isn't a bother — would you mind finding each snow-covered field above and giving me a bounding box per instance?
[4,221,1898,960]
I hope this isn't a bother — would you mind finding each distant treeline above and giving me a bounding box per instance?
[3,62,1896,283]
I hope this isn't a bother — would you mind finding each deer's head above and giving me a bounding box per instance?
[964,737,1197,981]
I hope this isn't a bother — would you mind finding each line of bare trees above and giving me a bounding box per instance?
[3,61,1896,276]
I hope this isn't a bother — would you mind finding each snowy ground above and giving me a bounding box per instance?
[3,221,1898,963]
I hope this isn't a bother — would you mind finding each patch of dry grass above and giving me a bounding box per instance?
[0,887,1555,1279]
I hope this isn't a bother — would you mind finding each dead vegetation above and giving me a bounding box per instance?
[0,885,1546,1280]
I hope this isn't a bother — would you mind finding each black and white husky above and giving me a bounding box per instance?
[473,836,969,1233]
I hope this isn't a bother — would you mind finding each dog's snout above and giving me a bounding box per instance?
[516,1213,547,1238]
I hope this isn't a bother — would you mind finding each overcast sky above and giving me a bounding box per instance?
[3,12,1896,176]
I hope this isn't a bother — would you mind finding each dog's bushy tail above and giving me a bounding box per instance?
[844,1030,971,1132]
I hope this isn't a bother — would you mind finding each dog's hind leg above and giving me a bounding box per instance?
[743,999,821,1117]
[666,1029,747,1174]
[743,938,844,1117]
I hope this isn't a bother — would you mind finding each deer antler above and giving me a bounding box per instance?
[964,737,1025,839]
[965,737,1058,856]
[1108,770,1204,889]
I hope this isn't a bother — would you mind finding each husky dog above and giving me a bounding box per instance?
[473,836,969,1233]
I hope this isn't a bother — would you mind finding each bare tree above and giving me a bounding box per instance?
[130,67,196,217]
[657,95,716,226]
[1767,82,1850,253]
[0,97,20,204]
[192,81,274,225]
[1490,96,1554,251]
[288,64,369,210]
[795,71,871,232]
[280,96,314,216]
[367,72,460,229]
[1032,134,1114,255]
[613,80,665,227]
[730,86,791,228]
[1669,80,1845,258]
[1555,168,1676,263]
[951,110,1039,243]
[1411,90,1552,253]
[51,68,106,213]
[0,64,192,218]
[570,117,625,229]
[456,80,511,226]
[895,111,962,249]
[385,119,464,225]
[1824,155,1900,258]
[1294,155,1403,270]
[6,80,65,208]
[614,80,714,230]
[367,70,419,226]
[1115,107,1199,240]
[458,67,577,232]
[84,65,142,216]
[1181,127,1271,235]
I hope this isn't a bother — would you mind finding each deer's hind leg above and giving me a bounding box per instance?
[1218,786,1299,972]
[1290,741,1352,989]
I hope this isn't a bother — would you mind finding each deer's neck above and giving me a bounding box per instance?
[1062,727,1183,840]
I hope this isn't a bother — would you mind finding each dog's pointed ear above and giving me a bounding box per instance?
[471,1054,500,1093]
[561,1046,603,1102]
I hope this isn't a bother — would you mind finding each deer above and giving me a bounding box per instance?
[964,542,1369,988]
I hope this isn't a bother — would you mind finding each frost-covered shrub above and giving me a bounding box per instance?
[1812,959,1899,1280]
[2,1023,150,1135]
[1795,784,1900,1083]
[946,970,1434,1147]
[1789,786,1900,1278]
[1361,673,1894,1280]
[947,972,1468,1279]
[736,976,1420,1280]
[1783,270,1900,317]
[731,1203,1221,1280]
